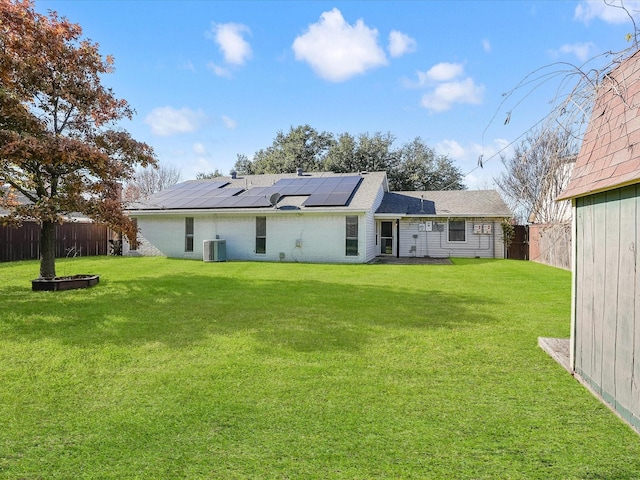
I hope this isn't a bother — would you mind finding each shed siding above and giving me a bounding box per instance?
[397,219,504,258]
[573,185,640,431]
[128,212,369,263]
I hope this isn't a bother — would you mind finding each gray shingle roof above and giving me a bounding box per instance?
[128,171,388,212]
[376,190,512,217]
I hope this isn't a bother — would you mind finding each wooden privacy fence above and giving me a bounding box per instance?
[0,221,110,262]
[528,222,572,271]
[506,225,529,260]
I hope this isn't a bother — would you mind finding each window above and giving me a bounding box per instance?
[256,216,266,254]
[346,216,358,256]
[448,220,466,242]
[185,217,194,252]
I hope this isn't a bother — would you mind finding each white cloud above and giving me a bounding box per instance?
[181,61,196,72]
[208,22,252,65]
[388,30,417,57]
[482,39,491,53]
[193,143,207,155]
[421,77,485,113]
[405,63,465,88]
[434,138,512,189]
[575,0,640,24]
[145,107,207,136]
[435,139,465,159]
[292,8,388,82]
[207,62,232,78]
[553,42,596,61]
[409,62,484,112]
[221,115,237,129]
[424,62,465,82]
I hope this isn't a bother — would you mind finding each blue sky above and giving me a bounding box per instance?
[37,0,640,188]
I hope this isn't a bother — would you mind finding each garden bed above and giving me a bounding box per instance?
[32,274,99,291]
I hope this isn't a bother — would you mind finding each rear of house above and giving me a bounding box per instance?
[126,171,511,263]
[126,171,386,264]
[374,190,511,259]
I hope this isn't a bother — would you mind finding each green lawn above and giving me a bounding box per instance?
[0,257,639,479]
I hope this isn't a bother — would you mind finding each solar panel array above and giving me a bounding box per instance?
[146,175,362,209]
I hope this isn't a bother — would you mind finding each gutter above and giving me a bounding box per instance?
[126,207,370,216]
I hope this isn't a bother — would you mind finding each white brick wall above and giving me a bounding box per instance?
[126,211,370,263]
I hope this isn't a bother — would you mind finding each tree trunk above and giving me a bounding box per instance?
[39,220,57,279]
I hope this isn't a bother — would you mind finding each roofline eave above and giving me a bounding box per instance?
[125,207,370,216]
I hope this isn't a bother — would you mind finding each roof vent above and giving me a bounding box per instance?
[230,170,237,179]
[297,167,303,176]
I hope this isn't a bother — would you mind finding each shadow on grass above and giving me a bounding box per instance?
[0,272,502,352]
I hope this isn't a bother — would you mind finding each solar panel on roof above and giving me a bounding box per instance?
[142,175,363,210]
[327,192,352,205]
[303,194,329,206]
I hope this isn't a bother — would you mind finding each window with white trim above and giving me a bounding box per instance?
[256,216,266,254]
[448,220,466,242]
[346,216,358,256]
[185,217,194,252]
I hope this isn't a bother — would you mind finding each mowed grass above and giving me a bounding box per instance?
[1,257,639,479]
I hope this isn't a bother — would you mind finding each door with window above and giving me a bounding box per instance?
[380,221,394,255]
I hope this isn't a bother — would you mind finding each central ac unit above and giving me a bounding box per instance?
[203,239,226,262]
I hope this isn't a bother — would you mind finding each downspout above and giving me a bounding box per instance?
[492,220,496,258]
[396,219,400,258]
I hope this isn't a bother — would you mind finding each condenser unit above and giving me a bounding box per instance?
[203,239,226,262]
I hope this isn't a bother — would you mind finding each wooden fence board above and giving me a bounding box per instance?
[0,222,109,262]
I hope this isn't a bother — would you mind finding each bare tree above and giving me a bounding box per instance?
[488,4,640,224]
[495,128,577,223]
[124,164,181,201]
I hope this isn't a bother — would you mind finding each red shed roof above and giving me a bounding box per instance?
[557,49,640,200]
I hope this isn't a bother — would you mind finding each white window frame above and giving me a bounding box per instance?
[448,219,467,243]
[185,217,194,252]
[256,216,266,254]
[346,215,359,256]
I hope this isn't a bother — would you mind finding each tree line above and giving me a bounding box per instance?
[230,125,466,191]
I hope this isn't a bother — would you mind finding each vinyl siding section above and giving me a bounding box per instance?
[397,218,505,259]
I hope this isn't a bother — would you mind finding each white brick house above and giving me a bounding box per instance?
[125,171,511,263]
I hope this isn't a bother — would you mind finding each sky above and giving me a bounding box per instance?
[36,0,640,189]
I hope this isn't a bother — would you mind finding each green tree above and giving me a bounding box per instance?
[233,154,254,175]
[195,169,223,179]
[392,137,466,191]
[0,1,156,279]
[250,125,333,174]
[325,132,399,175]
